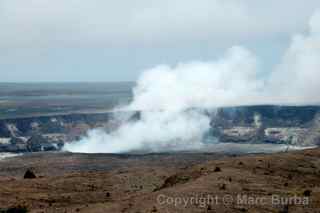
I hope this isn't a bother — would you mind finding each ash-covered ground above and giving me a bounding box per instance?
[0,148,319,212]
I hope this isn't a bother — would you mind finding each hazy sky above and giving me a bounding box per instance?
[1,0,320,82]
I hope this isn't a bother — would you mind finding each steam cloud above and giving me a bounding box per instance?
[269,10,320,104]
[64,11,320,153]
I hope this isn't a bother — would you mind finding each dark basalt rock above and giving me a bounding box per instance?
[214,167,221,172]
[303,189,311,196]
[24,169,36,179]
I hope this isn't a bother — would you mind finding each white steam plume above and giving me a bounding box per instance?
[64,10,320,153]
[64,110,210,153]
[268,10,320,104]
[127,46,263,111]
[64,46,260,153]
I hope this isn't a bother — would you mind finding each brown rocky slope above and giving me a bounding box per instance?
[0,149,320,212]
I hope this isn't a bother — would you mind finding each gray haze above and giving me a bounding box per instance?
[1,0,320,82]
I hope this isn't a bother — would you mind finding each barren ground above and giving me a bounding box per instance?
[0,149,319,213]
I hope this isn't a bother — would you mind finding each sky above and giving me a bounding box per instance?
[1,0,320,82]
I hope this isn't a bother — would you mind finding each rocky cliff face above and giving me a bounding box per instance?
[0,113,115,152]
[0,105,319,153]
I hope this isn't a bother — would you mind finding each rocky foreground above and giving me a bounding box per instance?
[0,148,319,212]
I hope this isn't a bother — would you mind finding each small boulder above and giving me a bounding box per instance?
[24,169,36,179]
[303,189,311,197]
[214,167,221,172]
[219,183,226,190]
[106,192,111,197]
